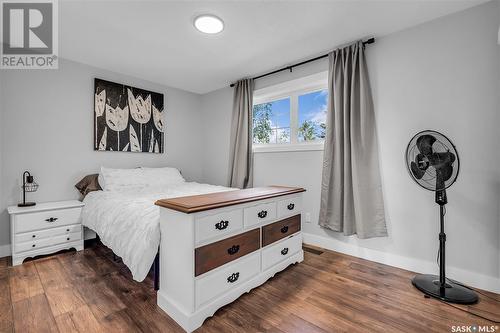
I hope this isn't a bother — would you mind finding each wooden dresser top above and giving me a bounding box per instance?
[155,186,305,213]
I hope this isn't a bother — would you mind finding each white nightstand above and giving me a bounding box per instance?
[7,200,85,266]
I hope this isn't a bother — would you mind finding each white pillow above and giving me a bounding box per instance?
[100,167,145,192]
[97,173,106,189]
[99,166,185,191]
[140,167,185,186]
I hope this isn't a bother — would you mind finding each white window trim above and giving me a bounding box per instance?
[253,142,324,153]
[252,71,328,153]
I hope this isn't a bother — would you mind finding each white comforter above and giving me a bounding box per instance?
[82,182,233,281]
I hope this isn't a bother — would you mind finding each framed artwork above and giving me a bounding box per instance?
[94,78,164,153]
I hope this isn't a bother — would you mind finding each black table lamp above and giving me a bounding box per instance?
[18,171,39,207]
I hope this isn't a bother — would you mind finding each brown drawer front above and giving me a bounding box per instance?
[195,228,260,276]
[262,214,301,247]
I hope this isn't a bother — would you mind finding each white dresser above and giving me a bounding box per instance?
[8,200,85,265]
[155,186,305,332]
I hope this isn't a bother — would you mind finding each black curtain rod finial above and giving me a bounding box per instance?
[363,37,375,45]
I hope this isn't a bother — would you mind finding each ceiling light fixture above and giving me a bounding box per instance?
[194,15,224,34]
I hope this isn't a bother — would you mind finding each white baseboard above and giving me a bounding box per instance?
[0,244,11,258]
[303,233,500,294]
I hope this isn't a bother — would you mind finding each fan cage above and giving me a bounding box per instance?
[405,130,459,192]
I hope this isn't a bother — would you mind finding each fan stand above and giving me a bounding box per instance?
[411,189,478,304]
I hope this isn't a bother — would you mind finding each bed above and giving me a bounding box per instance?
[80,167,233,282]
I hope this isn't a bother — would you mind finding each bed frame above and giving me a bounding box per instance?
[98,235,161,291]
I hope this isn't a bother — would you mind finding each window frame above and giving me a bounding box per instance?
[252,72,328,153]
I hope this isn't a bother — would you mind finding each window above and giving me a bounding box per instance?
[298,90,327,142]
[253,98,290,144]
[252,73,328,152]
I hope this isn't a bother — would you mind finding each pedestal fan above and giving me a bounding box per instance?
[405,130,478,304]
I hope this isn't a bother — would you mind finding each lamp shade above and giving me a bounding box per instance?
[23,181,39,193]
[18,171,38,207]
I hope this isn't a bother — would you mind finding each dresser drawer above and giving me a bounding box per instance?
[15,224,81,243]
[195,228,260,276]
[243,202,276,228]
[196,251,260,308]
[15,231,82,253]
[15,208,82,233]
[195,209,243,244]
[262,214,301,247]
[262,233,302,271]
[277,196,301,218]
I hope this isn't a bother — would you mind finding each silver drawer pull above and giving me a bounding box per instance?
[45,217,58,223]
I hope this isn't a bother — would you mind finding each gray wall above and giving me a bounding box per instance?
[199,1,500,288]
[200,87,233,186]
[0,73,3,246]
[0,59,203,247]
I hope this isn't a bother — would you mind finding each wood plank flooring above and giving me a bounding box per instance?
[0,242,498,333]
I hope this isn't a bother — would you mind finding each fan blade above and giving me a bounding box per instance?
[433,152,455,181]
[410,161,426,179]
[416,134,436,157]
[431,151,456,190]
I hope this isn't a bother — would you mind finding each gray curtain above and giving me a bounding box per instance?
[318,41,387,238]
[228,79,254,188]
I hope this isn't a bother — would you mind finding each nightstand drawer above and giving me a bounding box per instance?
[15,231,82,253]
[53,231,82,246]
[195,228,260,276]
[195,208,243,244]
[243,201,276,227]
[15,224,81,243]
[15,208,82,233]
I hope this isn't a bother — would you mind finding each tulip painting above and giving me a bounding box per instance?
[153,104,164,133]
[128,88,152,149]
[105,104,129,150]
[94,89,106,148]
[94,78,164,153]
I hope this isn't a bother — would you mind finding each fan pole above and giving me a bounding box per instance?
[438,204,446,289]
[435,189,447,289]
[412,188,478,304]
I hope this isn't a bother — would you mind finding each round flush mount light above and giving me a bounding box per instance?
[194,15,224,34]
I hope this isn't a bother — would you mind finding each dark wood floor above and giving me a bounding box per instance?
[0,242,498,333]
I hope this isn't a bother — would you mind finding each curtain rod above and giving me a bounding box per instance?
[230,37,375,87]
